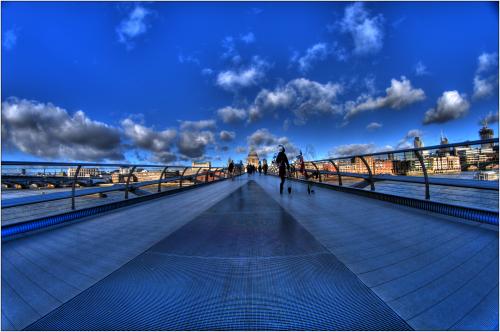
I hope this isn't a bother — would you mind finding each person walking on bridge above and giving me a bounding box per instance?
[276,145,290,195]
[228,160,234,181]
[263,163,268,175]
[258,164,262,174]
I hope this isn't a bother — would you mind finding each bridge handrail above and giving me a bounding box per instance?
[292,138,498,164]
[267,138,498,200]
[1,162,241,210]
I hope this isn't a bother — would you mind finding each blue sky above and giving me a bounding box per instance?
[2,1,499,166]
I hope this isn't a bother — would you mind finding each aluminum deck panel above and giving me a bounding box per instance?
[25,181,411,331]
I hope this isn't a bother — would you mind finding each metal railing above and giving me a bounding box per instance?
[1,161,244,237]
[268,138,499,225]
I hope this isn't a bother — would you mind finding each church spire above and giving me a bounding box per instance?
[251,144,254,151]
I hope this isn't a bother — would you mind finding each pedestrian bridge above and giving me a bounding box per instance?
[2,174,498,331]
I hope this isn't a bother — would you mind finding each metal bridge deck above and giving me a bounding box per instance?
[2,175,498,330]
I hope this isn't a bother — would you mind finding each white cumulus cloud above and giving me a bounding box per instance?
[472,52,499,101]
[1,97,125,162]
[217,106,247,125]
[422,91,470,125]
[339,2,384,56]
[2,28,19,51]
[177,130,216,159]
[220,131,236,142]
[240,32,256,44]
[201,68,214,75]
[344,76,425,119]
[116,5,152,51]
[366,122,382,132]
[178,119,216,131]
[328,142,380,158]
[404,129,425,139]
[216,56,272,92]
[414,61,430,76]
[250,78,344,124]
[472,75,497,100]
[477,52,499,73]
[478,110,499,126]
[235,146,248,154]
[290,42,348,73]
[121,118,178,163]
[178,51,200,65]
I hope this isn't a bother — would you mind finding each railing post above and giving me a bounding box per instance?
[179,167,188,187]
[415,150,431,199]
[311,161,322,183]
[214,168,219,181]
[194,167,202,184]
[205,167,211,182]
[71,165,81,210]
[359,156,375,191]
[125,166,136,199]
[329,160,342,186]
[157,167,169,193]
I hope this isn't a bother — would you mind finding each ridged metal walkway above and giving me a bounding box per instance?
[2,175,498,330]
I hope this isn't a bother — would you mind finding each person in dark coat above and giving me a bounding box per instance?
[275,145,290,194]
[228,161,234,181]
[258,164,262,174]
[263,163,268,175]
[247,164,251,176]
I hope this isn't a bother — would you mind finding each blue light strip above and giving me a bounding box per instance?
[280,176,499,226]
[2,176,231,238]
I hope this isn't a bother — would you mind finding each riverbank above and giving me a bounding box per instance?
[405,170,462,176]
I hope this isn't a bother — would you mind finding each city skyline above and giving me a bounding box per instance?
[2,2,499,166]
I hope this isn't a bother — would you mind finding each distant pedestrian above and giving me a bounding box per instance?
[247,164,251,176]
[263,163,268,175]
[258,165,262,174]
[290,164,295,178]
[228,161,234,181]
[276,145,290,195]
[297,150,314,194]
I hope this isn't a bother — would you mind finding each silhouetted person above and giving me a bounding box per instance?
[263,163,268,175]
[276,145,290,194]
[258,165,262,174]
[228,161,234,181]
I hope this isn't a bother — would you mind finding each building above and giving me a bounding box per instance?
[414,137,424,148]
[68,167,100,177]
[404,151,418,160]
[246,144,260,168]
[350,156,373,174]
[191,161,211,169]
[111,173,138,183]
[459,154,488,168]
[440,130,450,153]
[479,119,494,148]
[373,160,393,174]
[120,166,132,174]
[135,170,179,182]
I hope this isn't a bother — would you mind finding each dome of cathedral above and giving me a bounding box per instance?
[247,144,258,157]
